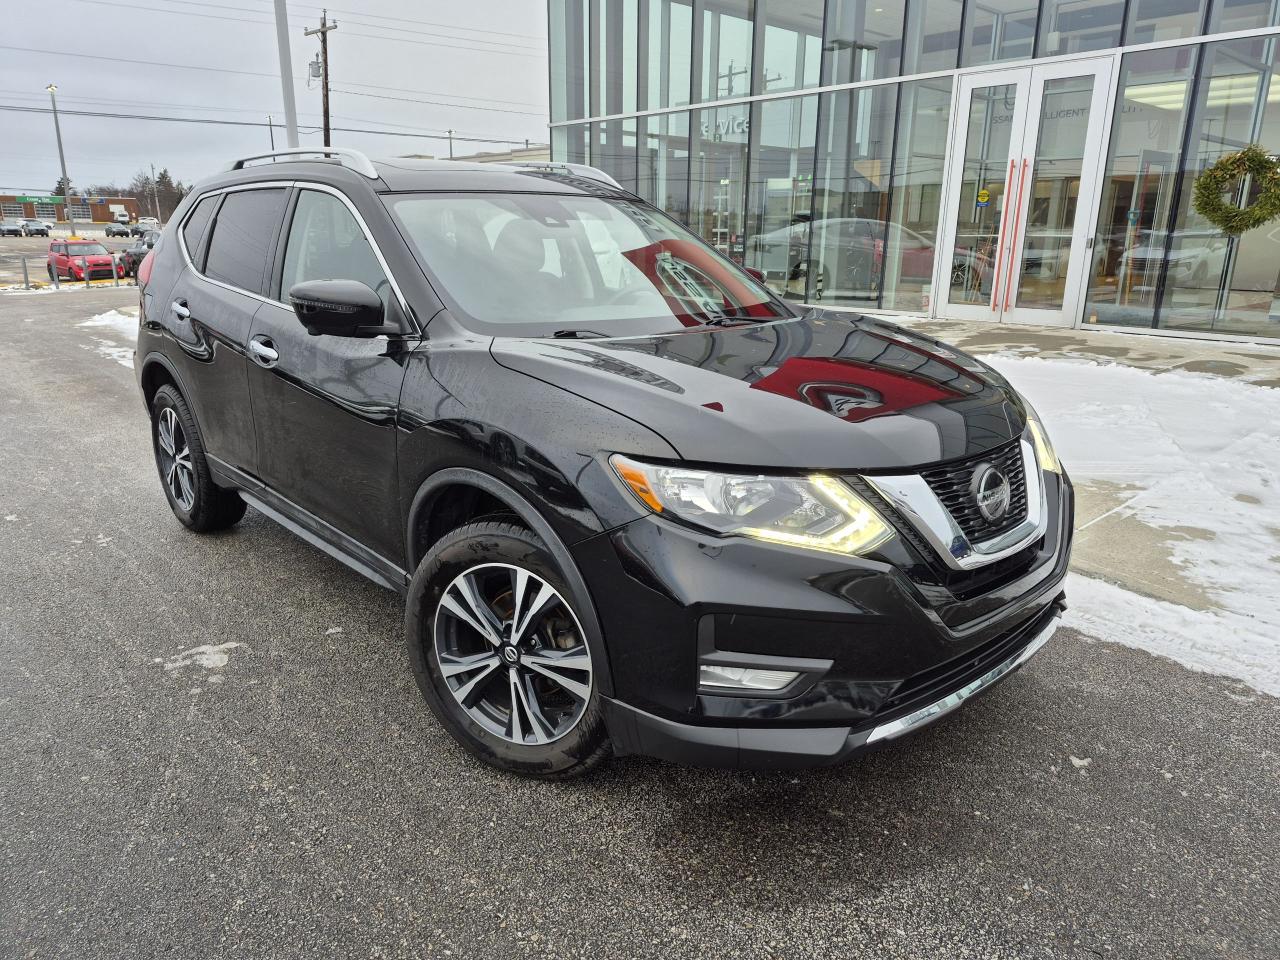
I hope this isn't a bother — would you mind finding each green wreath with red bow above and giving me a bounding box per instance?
[1191,144,1280,236]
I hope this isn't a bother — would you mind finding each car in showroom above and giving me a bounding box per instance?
[132,148,1071,778]
[744,217,991,301]
[20,218,50,237]
[47,238,125,281]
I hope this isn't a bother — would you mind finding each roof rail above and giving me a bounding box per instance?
[225,147,378,179]
[504,161,622,189]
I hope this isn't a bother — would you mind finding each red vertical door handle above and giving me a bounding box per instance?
[990,158,1016,311]
[1003,157,1030,312]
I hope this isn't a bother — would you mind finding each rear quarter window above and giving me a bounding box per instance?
[181,194,220,264]
[202,188,289,295]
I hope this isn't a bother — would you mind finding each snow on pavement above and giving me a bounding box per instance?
[77,310,138,368]
[987,355,1280,695]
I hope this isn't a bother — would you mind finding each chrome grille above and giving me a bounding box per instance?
[919,440,1028,543]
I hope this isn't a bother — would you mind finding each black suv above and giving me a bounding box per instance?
[134,148,1072,778]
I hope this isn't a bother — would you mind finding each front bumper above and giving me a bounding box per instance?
[604,600,1062,769]
[573,468,1073,769]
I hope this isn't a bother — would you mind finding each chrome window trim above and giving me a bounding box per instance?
[863,438,1048,570]
[175,179,417,331]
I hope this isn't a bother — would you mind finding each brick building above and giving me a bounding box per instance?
[0,194,144,224]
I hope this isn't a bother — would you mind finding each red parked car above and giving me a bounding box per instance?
[47,239,125,282]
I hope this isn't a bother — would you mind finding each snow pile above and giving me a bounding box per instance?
[986,356,1280,695]
[77,310,138,368]
[78,309,139,340]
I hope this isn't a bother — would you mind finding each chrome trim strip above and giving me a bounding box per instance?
[863,438,1047,570]
[865,613,1059,744]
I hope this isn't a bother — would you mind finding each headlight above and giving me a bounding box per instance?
[1026,413,1061,474]
[610,455,893,557]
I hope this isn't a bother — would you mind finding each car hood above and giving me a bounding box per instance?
[490,311,1028,471]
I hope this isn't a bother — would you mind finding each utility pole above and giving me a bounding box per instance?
[447,129,454,159]
[268,115,276,149]
[46,83,74,232]
[305,10,338,147]
[150,163,160,220]
[272,0,300,148]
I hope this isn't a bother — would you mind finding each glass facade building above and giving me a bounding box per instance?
[548,0,1280,339]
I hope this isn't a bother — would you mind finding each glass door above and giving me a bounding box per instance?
[937,57,1115,326]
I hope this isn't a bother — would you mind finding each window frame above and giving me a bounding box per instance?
[271,186,394,306]
[175,180,414,328]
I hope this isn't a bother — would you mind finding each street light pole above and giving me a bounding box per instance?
[46,83,74,232]
[272,0,300,148]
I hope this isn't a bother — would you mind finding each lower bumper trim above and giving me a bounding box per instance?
[604,609,1061,770]
[865,612,1059,744]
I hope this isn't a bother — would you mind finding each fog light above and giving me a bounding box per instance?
[699,665,799,691]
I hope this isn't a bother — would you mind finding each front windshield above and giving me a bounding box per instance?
[385,193,794,336]
[68,242,110,255]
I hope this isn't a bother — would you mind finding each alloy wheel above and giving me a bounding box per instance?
[433,562,592,746]
[156,406,196,511]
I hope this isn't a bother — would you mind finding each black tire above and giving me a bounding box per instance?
[405,520,610,779]
[46,265,54,281]
[150,384,246,533]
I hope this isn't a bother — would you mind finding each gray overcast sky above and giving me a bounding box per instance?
[0,0,550,194]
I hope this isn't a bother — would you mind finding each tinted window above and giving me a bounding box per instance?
[203,188,288,295]
[386,192,791,336]
[182,194,219,263]
[280,190,389,304]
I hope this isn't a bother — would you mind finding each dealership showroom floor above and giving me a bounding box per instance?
[1,287,1276,959]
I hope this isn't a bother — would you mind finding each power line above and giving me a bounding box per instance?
[0,89,523,138]
[232,0,546,43]
[0,103,544,146]
[65,0,542,56]
[0,46,547,112]
[147,0,544,49]
[331,88,543,118]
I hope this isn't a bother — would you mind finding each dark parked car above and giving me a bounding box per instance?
[134,148,1072,778]
[21,218,49,237]
[119,230,159,276]
[0,218,23,237]
[105,221,132,238]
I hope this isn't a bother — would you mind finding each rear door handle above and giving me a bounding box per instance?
[171,299,190,320]
[249,336,279,367]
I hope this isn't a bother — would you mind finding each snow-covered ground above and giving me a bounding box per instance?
[987,355,1280,696]
[77,309,138,367]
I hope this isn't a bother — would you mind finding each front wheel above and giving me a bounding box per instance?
[405,520,610,779]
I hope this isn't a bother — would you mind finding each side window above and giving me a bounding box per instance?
[280,190,389,304]
[203,188,289,295]
[181,194,219,264]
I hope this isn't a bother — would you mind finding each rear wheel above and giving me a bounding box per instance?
[405,520,609,779]
[150,384,246,532]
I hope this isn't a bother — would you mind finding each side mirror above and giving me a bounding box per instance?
[288,279,394,338]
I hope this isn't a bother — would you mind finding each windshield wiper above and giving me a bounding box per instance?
[552,329,608,339]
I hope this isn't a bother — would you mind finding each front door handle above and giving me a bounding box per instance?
[249,337,279,367]
[171,299,190,320]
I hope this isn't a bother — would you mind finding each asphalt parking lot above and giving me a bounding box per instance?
[1,288,1277,959]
